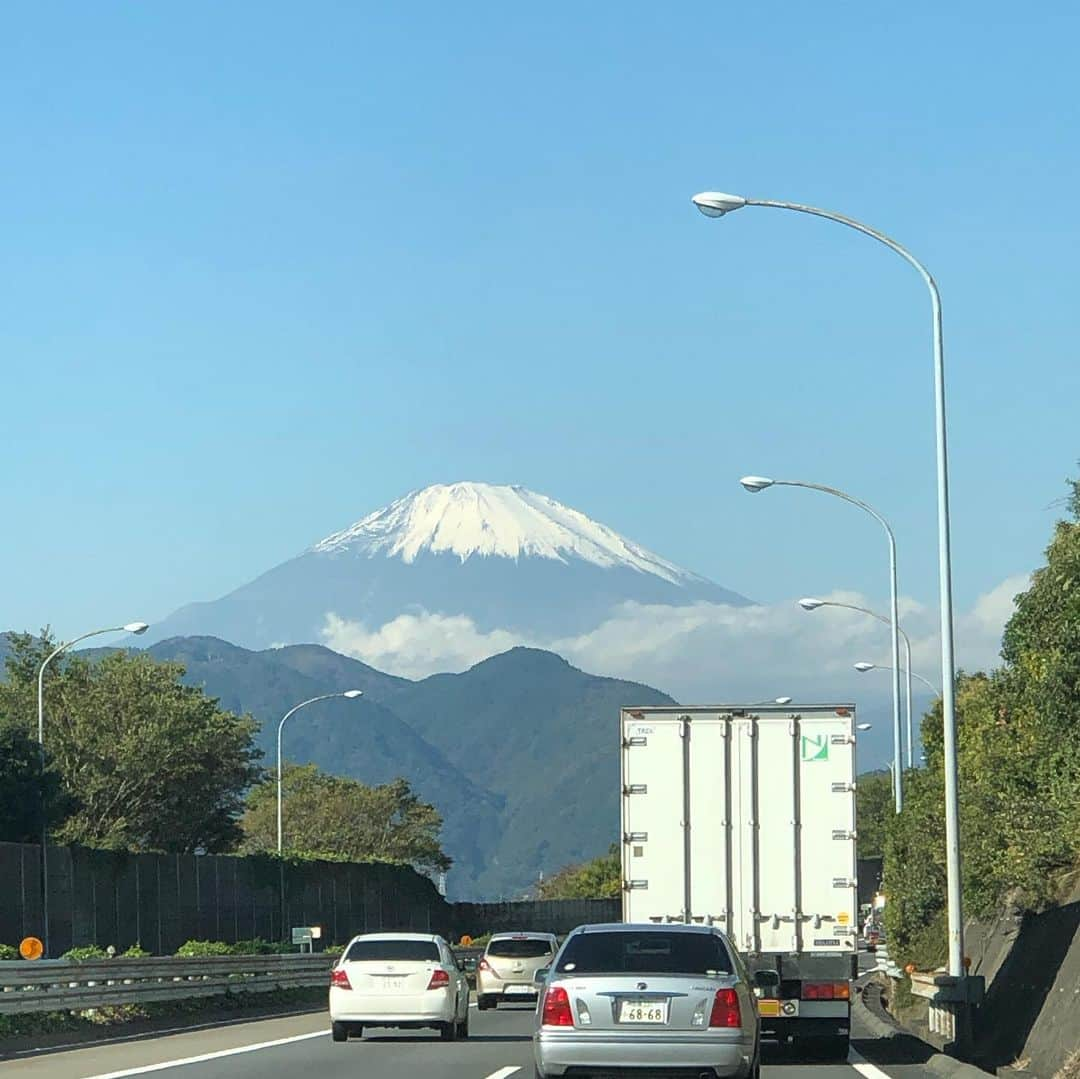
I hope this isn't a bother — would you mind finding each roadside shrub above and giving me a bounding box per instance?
[61,945,110,962]
[0,944,18,961]
[175,940,233,957]
[121,943,150,957]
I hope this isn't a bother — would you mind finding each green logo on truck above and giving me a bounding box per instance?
[801,735,829,762]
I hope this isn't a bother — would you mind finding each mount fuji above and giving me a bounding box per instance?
[144,482,750,657]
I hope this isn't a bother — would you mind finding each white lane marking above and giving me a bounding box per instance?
[850,1048,892,1079]
[482,1069,521,1079]
[80,1030,328,1078]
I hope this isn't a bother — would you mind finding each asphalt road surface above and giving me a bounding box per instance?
[0,994,945,1079]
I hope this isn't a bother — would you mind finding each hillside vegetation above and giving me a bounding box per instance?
[883,471,1080,965]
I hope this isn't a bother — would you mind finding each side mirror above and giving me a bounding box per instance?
[534,967,551,987]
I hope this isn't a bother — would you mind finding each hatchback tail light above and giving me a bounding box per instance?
[478,958,497,975]
[427,968,451,990]
[541,986,574,1027]
[802,982,850,1001]
[709,987,742,1028]
[330,968,352,990]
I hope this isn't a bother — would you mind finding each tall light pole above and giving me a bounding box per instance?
[740,476,903,811]
[36,621,150,957]
[693,190,964,978]
[800,597,916,770]
[855,662,941,698]
[277,691,363,855]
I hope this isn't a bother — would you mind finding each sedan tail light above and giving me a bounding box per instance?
[802,982,850,1001]
[330,968,352,990]
[540,986,574,1027]
[709,987,742,1028]
[427,968,451,990]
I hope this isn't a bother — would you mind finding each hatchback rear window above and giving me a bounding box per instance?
[344,940,440,963]
[555,931,732,975]
[487,939,553,959]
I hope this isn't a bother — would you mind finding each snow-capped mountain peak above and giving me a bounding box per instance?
[310,482,698,585]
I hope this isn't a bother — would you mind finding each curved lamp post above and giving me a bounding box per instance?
[740,476,902,811]
[749,696,792,706]
[277,691,363,854]
[800,597,916,770]
[37,621,150,957]
[855,661,941,698]
[694,189,964,978]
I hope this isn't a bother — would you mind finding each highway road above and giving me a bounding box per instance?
[0,989,943,1079]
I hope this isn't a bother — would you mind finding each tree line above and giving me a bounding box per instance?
[0,634,450,875]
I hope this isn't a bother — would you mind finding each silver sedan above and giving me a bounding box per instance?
[533,923,760,1079]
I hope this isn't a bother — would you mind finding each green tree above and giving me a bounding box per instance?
[240,764,451,874]
[0,633,263,852]
[0,720,72,841]
[855,770,892,859]
[539,844,620,900]
[883,469,1080,963]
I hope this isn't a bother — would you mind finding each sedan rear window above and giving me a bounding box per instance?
[344,940,440,962]
[555,931,732,975]
[487,939,553,959]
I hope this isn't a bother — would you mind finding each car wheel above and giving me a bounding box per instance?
[331,1021,348,1043]
[477,994,492,1011]
[349,1024,363,1040]
[439,1020,458,1041]
[456,1008,469,1039]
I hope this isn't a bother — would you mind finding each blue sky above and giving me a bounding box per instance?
[3,1,1077,647]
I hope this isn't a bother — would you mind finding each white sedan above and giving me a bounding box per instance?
[329,932,471,1042]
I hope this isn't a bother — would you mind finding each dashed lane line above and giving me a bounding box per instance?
[78,1030,328,1078]
[482,1069,521,1079]
[850,1047,895,1079]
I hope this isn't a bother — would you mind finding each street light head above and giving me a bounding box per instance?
[692,191,748,218]
[774,696,793,705]
[854,662,876,673]
[799,597,825,611]
[125,622,150,635]
[342,690,364,699]
[856,722,872,731]
[739,475,774,493]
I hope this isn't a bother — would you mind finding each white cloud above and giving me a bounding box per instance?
[319,575,1031,700]
[321,611,522,680]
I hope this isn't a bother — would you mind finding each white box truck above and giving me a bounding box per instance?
[620,704,859,1059]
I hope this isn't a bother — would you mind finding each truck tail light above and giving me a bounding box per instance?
[541,986,574,1027]
[427,969,451,990]
[802,982,850,1000]
[330,968,352,990]
[709,987,742,1027]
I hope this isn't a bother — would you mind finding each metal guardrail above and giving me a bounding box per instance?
[0,954,334,1015]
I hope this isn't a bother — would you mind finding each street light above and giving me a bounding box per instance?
[749,696,792,706]
[277,691,363,854]
[856,723,873,731]
[694,188,964,979]
[36,620,150,957]
[800,597,917,769]
[855,661,942,698]
[740,477,903,812]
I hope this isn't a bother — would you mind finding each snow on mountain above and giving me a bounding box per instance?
[311,482,699,585]
[142,482,751,657]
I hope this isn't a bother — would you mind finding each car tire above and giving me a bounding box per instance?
[477,994,492,1011]
[439,1020,458,1041]
[331,1021,348,1043]
[348,1024,363,1040]
[456,1008,470,1040]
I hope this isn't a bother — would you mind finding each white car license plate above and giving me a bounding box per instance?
[380,976,405,989]
[505,985,532,994]
[619,1000,668,1024]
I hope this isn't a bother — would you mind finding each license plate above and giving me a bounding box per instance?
[757,1000,780,1017]
[618,1000,668,1024]
[505,985,533,994]
[380,976,405,989]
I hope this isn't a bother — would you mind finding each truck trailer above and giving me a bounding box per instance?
[620,704,859,1059]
